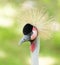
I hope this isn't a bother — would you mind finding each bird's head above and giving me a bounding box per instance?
[19,23,38,52]
[20,23,38,44]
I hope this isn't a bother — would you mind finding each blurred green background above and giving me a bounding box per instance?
[0,0,60,65]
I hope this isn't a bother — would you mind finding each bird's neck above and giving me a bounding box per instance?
[30,37,40,65]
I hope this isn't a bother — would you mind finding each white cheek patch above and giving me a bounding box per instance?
[31,29,37,40]
[33,30,37,35]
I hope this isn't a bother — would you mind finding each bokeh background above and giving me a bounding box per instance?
[0,0,60,65]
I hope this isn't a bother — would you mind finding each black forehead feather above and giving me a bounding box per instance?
[23,23,33,35]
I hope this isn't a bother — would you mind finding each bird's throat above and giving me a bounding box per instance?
[30,38,39,65]
[30,41,36,52]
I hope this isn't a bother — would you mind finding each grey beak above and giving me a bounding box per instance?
[18,35,30,45]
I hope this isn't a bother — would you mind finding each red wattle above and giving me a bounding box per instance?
[30,42,36,52]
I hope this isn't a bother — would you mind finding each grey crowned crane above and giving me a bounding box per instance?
[18,8,54,65]
[19,23,40,65]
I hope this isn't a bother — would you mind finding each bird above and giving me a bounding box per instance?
[19,23,40,65]
[18,8,54,65]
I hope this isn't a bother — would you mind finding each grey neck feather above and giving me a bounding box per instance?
[31,37,40,65]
